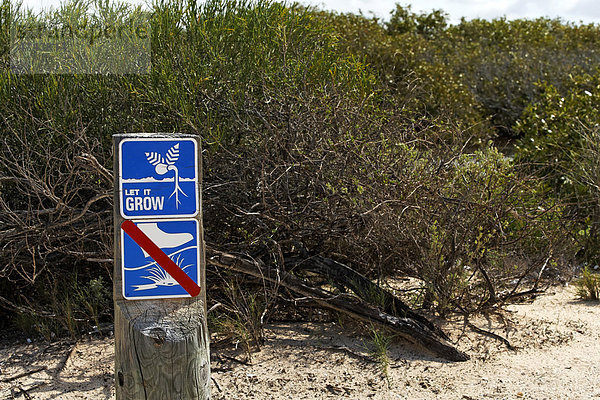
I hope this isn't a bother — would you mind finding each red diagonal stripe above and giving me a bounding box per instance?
[121,220,201,297]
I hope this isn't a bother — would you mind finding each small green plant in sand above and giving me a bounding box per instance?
[575,266,600,301]
[369,326,392,386]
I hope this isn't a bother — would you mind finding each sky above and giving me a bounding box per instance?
[20,0,600,25]
[302,0,600,24]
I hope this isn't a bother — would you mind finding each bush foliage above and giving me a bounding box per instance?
[0,0,597,335]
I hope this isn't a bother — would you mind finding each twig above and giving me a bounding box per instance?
[534,254,552,289]
[49,193,110,229]
[500,288,544,303]
[0,295,54,317]
[1,367,47,383]
[54,342,78,376]
[211,366,233,373]
[10,382,47,400]
[75,153,113,184]
[15,385,32,400]
[85,258,113,263]
[219,354,252,366]
[207,303,223,314]
[211,376,223,392]
[466,319,515,351]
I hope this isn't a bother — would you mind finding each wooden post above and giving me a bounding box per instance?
[113,133,210,399]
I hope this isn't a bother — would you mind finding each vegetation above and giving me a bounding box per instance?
[0,0,598,341]
[369,325,391,384]
[575,266,600,300]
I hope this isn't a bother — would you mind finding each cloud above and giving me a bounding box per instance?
[409,0,600,23]
[294,0,592,27]
[565,0,600,21]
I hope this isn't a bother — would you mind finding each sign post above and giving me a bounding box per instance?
[113,133,210,399]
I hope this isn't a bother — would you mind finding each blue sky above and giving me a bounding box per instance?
[20,0,600,24]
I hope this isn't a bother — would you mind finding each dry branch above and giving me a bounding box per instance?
[208,249,469,362]
[285,254,449,340]
[0,367,47,383]
[466,320,515,351]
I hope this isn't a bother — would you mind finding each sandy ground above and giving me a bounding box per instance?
[1,284,599,399]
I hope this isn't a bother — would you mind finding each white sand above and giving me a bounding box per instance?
[1,285,598,400]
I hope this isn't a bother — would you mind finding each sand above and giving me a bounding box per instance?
[1,284,599,399]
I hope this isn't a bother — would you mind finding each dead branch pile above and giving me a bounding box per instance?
[208,249,469,361]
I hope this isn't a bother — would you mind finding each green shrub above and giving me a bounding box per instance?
[313,9,490,141]
[0,0,586,334]
[0,0,381,333]
[386,4,447,38]
[444,18,600,136]
[515,71,600,262]
[515,71,600,188]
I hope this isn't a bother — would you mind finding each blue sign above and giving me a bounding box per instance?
[120,138,199,219]
[121,219,201,300]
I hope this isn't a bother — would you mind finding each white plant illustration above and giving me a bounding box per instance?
[133,253,193,291]
[145,143,188,208]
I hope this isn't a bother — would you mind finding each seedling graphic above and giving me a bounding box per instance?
[145,143,188,208]
[133,254,193,291]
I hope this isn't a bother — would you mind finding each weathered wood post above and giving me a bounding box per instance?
[113,133,210,399]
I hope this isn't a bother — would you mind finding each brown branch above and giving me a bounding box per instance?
[1,367,47,383]
[466,319,515,351]
[75,153,113,185]
[285,254,449,340]
[207,249,469,361]
[48,193,111,229]
[0,294,55,317]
